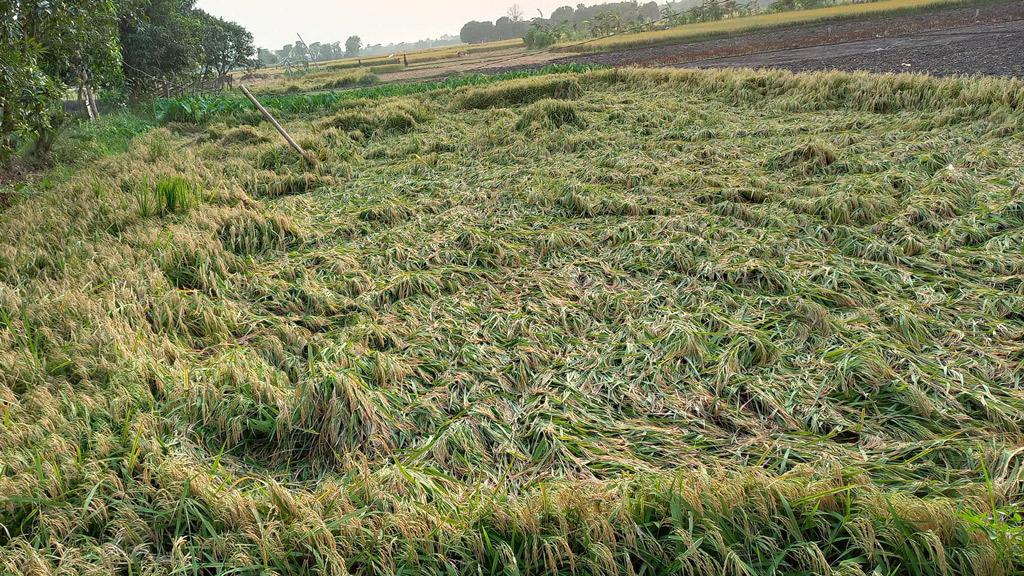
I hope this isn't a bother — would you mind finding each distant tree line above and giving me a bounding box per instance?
[257,34,466,68]
[257,36,361,67]
[459,4,532,45]
[520,0,842,48]
[466,2,662,45]
[361,35,462,58]
[1,0,255,164]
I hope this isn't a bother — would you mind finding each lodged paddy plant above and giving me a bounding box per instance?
[2,67,1024,575]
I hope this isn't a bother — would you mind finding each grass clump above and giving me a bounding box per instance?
[220,125,269,145]
[218,210,301,255]
[245,171,336,198]
[369,63,404,74]
[318,101,426,138]
[135,175,200,217]
[455,75,583,109]
[516,99,587,131]
[772,140,840,175]
[321,109,417,137]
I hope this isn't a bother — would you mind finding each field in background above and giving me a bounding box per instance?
[254,38,524,78]
[241,39,529,94]
[2,66,1023,574]
[554,0,974,52]
[232,0,1010,97]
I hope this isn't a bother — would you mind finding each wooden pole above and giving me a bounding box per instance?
[239,84,312,164]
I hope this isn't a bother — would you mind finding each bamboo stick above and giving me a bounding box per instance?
[238,84,313,164]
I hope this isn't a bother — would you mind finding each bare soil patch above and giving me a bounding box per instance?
[476,1,1024,77]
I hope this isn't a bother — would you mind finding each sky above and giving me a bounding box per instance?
[195,0,576,50]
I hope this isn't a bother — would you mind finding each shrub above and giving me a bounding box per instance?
[524,25,558,49]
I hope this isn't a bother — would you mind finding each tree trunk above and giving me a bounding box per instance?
[89,88,99,120]
[83,85,96,121]
[81,70,99,120]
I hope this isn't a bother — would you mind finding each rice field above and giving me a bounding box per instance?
[258,38,526,77]
[2,67,1024,575]
[555,0,978,53]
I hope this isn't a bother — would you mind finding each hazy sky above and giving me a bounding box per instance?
[195,1,575,49]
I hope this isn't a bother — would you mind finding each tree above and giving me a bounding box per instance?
[640,1,662,21]
[120,0,255,92]
[550,5,575,23]
[494,16,528,41]
[257,47,279,66]
[524,22,557,49]
[119,0,202,92]
[276,43,295,62]
[507,4,524,22]
[195,10,255,78]
[460,21,495,44]
[345,36,362,57]
[1,0,122,162]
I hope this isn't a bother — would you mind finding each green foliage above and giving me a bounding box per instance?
[135,175,200,217]
[368,64,404,75]
[318,71,379,90]
[0,0,122,162]
[120,0,255,93]
[154,95,259,124]
[345,35,362,57]
[0,46,64,161]
[194,9,256,77]
[50,113,153,165]
[155,64,599,125]
[524,23,558,49]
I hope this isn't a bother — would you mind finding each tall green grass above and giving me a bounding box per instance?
[155,64,600,124]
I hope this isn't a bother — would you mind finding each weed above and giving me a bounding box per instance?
[135,175,200,217]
